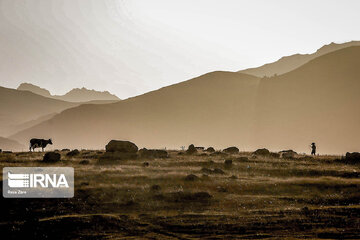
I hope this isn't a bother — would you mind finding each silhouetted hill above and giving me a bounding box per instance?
[11,72,260,150]
[253,46,360,153]
[53,87,120,102]
[18,83,52,97]
[239,41,360,77]
[11,46,360,154]
[0,137,25,151]
[0,86,79,136]
[17,84,120,102]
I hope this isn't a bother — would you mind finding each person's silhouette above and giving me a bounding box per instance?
[311,142,316,155]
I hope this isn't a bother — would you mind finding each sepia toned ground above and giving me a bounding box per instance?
[0,150,359,239]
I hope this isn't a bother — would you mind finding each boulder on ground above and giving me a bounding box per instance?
[79,160,90,165]
[100,140,139,161]
[205,147,215,153]
[223,146,239,154]
[43,152,61,162]
[67,149,80,157]
[224,159,233,165]
[184,174,199,181]
[105,140,138,153]
[186,144,197,154]
[139,148,168,158]
[280,150,297,159]
[345,152,360,163]
[61,149,70,152]
[253,148,270,156]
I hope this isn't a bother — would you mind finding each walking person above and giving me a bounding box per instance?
[311,142,316,155]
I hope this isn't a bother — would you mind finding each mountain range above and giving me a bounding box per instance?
[8,44,360,154]
[1,41,359,154]
[0,85,120,137]
[17,83,120,102]
[239,41,360,77]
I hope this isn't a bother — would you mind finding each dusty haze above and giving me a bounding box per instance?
[1,0,360,98]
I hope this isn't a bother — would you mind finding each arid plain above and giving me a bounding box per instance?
[1,148,359,239]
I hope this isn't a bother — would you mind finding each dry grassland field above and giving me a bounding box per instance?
[0,149,359,239]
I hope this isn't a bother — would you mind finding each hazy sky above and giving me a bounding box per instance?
[1,0,359,98]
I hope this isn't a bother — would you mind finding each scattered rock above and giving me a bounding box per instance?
[345,152,360,163]
[253,148,270,156]
[224,159,233,166]
[105,140,138,153]
[79,160,90,165]
[184,174,199,181]
[205,147,215,153]
[142,162,150,167]
[223,147,239,154]
[67,149,80,157]
[217,186,227,192]
[43,152,61,162]
[195,146,205,150]
[139,148,168,158]
[280,150,297,159]
[101,140,138,161]
[230,175,238,179]
[186,144,197,154]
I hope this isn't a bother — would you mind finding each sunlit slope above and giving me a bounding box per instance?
[240,41,360,77]
[11,72,260,149]
[0,87,79,136]
[253,46,360,153]
[11,47,360,153]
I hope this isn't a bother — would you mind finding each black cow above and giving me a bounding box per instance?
[29,138,53,152]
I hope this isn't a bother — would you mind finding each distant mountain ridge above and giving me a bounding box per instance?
[10,46,360,154]
[17,83,120,102]
[239,41,360,77]
[0,85,119,137]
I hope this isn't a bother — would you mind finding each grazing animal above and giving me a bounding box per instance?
[29,138,53,152]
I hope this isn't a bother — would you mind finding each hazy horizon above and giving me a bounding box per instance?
[1,0,360,98]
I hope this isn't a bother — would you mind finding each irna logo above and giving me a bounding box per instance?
[7,172,69,188]
[3,167,74,198]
